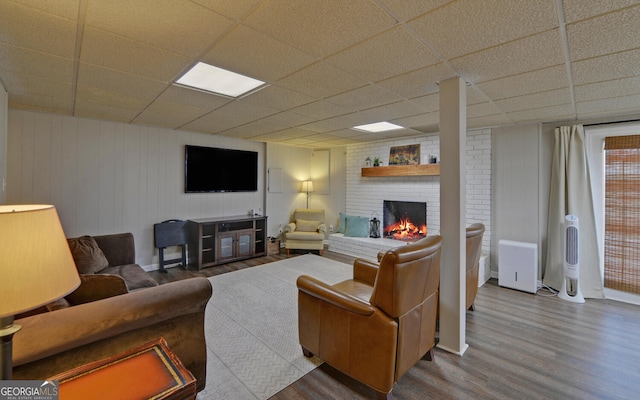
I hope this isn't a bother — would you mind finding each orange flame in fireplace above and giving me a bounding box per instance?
[384,217,427,241]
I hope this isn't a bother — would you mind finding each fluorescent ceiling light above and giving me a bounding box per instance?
[175,62,266,98]
[352,121,404,133]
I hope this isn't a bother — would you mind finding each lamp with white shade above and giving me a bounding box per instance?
[0,205,80,379]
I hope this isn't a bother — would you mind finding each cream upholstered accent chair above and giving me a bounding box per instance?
[297,235,443,400]
[283,208,326,255]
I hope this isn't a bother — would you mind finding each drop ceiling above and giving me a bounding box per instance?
[1,0,639,148]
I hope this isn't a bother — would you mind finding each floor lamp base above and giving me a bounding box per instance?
[1,316,22,380]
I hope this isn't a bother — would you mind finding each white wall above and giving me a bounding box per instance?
[344,129,492,257]
[265,142,346,239]
[7,109,265,269]
[492,123,543,276]
[0,84,7,205]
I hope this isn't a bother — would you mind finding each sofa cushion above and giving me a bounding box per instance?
[101,264,158,291]
[344,216,370,238]
[296,219,321,232]
[67,236,110,274]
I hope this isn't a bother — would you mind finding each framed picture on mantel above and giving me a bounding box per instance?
[389,144,420,165]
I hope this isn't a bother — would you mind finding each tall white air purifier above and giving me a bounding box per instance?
[558,215,585,303]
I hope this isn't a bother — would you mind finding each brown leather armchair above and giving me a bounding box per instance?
[297,235,443,400]
[465,223,485,311]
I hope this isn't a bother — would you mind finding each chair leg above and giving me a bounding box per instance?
[422,347,435,361]
[301,346,313,358]
[319,249,323,255]
[377,390,393,400]
[286,248,291,256]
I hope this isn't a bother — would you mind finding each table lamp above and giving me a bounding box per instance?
[0,205,80,379]
[301,180,313,208]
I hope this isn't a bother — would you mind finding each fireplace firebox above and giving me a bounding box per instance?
[383,200,427,241]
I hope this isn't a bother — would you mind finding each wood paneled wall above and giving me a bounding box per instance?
[6,110,265,269]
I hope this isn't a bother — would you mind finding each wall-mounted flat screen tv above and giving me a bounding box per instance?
[185,145,258,193]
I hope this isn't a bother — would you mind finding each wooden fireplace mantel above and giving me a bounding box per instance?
[361,164,440,177]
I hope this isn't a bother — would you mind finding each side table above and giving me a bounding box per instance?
[49,337,196,400]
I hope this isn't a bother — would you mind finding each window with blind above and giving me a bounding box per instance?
[604,135,640,294]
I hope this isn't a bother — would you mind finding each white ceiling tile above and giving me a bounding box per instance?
[222,119,289,137]
[75,85,148,111]
[507,103,576,123]
[255,111,315,128]
[408,94,439,113]
[133,101,208,129]
[154,85,232,111]
[214,128,257,139]
[467,102,503,119]
[77,63,167,100]
[0,1,76,57]
[326,26,440,83]
[290,100,353,120]
[467,86,490,105]
[375,0,450,22]
[451,30,565,83]
[216,99,280,121]
[572,48,640,85]
[467,113,513,129]
[409,0,558,58]
[391,112,440,130]
[326,84,404,111]
[74,92,142,123]
[190,0,263,20]
[576,94,640,115]
[0,43,74,83]
[567,5,640,61]
[80,27,192,82]
[85,0,233,58]
[181,109,253,134]
[561,0,640,23]
[241,84,316,111]
[494,88,573,113]
[377,63,458,99]
[298,115,357,133]
[576,108,640,121]
[243,0,397,58]
[4,74,74,113]
[9,0,80,20]
[477,65,569,100]
[358,100,425,122]
[201,24,317,82]
[275,61,368,99]
[574,77,640,102]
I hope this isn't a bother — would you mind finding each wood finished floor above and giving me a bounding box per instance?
[149,250,640,400]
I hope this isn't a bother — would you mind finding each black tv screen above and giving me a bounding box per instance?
[185,145,258,193]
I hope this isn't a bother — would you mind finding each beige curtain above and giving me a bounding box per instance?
[544,125,604,298]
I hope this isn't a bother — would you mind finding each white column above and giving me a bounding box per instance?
[437,77,467,355]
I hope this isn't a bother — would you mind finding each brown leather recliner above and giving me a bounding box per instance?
[465,223,485,311]
[297,235,443,400]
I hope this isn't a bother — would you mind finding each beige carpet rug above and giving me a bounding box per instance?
[196,254,352,400]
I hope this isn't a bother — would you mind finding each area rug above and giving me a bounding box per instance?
[196,254,352,400]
